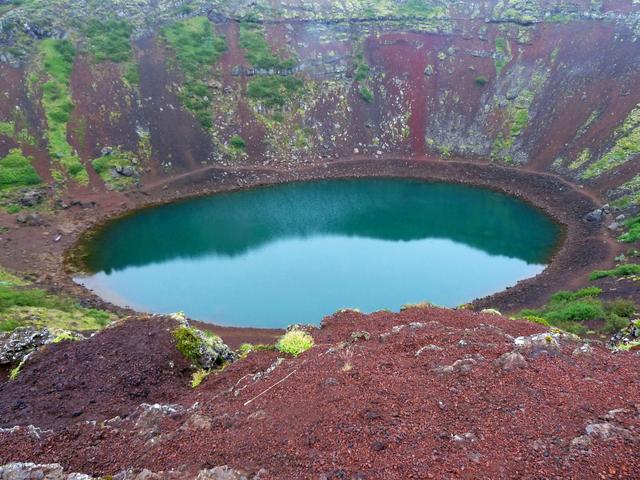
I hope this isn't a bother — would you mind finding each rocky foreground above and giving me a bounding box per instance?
[1,307,639,479]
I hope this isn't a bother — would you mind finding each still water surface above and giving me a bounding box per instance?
[76,179,561,328]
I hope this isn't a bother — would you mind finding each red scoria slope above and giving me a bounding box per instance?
[1,307,639,479]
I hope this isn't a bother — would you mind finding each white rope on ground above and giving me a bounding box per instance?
[243,368,299,406]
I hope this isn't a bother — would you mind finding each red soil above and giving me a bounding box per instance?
[1,308,639,478]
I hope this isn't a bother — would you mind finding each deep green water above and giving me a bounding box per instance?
[76,179,561,328]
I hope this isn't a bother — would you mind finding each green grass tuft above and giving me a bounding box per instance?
[276,329,314,356]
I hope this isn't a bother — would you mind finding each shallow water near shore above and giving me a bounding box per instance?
[75,179,561,328]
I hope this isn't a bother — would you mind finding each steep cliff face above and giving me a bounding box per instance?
[0,0,639,211]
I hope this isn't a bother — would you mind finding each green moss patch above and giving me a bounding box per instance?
[582,105,640,179]
[359,86,374,103]
[84,19,133,63]
[247,75,304,108]
[229,134,246,151]
[494,37,511,75]
[0,268,113,333]
[35,39,88,184]
[0,148,41,189]
[239,23,297,71]
[161,16,227,130]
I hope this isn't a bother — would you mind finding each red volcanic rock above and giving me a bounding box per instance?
[1,307,639,479]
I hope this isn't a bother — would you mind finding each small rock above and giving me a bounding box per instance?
[19,190,43,207]
[350,331,371,342]
[371,440,385,451]
[584,208,605,223]
[0,327,54,366]
[572,344,593,356]
[496,351,527,371]
[16,213,43,226]
[415,344,442,356]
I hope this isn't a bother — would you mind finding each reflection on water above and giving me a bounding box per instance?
[76,179,561,328]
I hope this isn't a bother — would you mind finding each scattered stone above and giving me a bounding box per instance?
[433,355,483,375]
[15,213,43,226]
[415,344,442,356]
[572,344,593,356]
[480,308,501,315]
[496,351,527,371]
[451,432,478,444]
[584,208,605,223]
[0,327,53,366]
[19,189,44,207]
[371,440,385,451]
[350,331,371,342]
[584,422,634,440]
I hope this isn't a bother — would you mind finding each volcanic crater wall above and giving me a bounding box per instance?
[0,1,639,209]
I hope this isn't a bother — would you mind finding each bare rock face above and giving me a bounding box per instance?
[0,463,266,480]
[0,462,92,479]
[0,327,53,366]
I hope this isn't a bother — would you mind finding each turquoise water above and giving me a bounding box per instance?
[75,179,561,328]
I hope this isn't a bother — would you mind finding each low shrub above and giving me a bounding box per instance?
[549,287,601,303]
[604,314,630,334]
[516,286,637,335]
[276,330,314,356]
[589,264,640,280]
[605,298,636,318]
[544,301,604,323]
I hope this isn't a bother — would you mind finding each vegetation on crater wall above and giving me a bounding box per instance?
[92,149,138,191]
[239,23,297,71]
[240,23,304,109]
[161,16,227,130]
[618,215,640,243]
[517,286,636,335]
[32,38,88,184]
[0,267,113,333]
[494,37,511,75]
[582,105,640,179]
[0,148,41,189]
[84,19,133,63]
[590,263,640,280]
